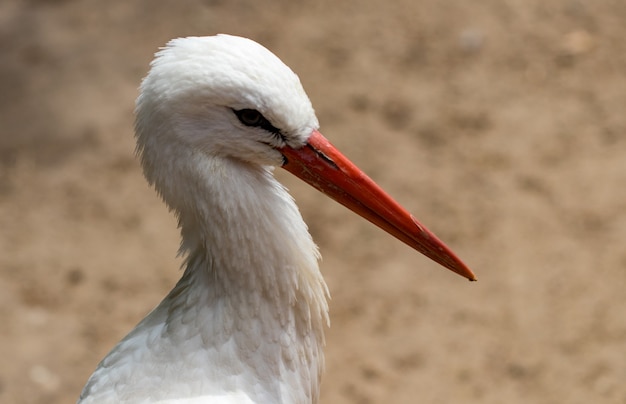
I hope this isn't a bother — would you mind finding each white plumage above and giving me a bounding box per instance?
[78,34,474,404]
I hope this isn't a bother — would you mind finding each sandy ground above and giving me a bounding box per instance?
[1,1,625,403]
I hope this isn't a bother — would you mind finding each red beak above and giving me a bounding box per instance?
[279,130,476,281]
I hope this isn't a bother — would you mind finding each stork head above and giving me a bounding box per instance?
[134,34,476,281]
[135,34,316,170]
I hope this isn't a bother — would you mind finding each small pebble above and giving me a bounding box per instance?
[458,29,485,54]
[561,30,595,56]
[29,365,60,392]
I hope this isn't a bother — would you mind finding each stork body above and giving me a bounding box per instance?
[78,35,474,404]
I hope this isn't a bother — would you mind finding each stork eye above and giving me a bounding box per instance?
[233,108,287,143]
[236,109,263,126]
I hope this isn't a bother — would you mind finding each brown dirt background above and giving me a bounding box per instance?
[1,1,625,403]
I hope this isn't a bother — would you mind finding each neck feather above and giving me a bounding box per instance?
[163,154,329,401]
[176,154,328,316]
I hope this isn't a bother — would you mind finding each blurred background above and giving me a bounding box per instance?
[1,0,625,403]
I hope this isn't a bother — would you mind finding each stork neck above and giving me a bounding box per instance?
[160,154,327,338]
[161,156,329,401]
[174,157,321,301]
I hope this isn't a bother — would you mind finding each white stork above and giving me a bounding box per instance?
[78,34,475,404]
